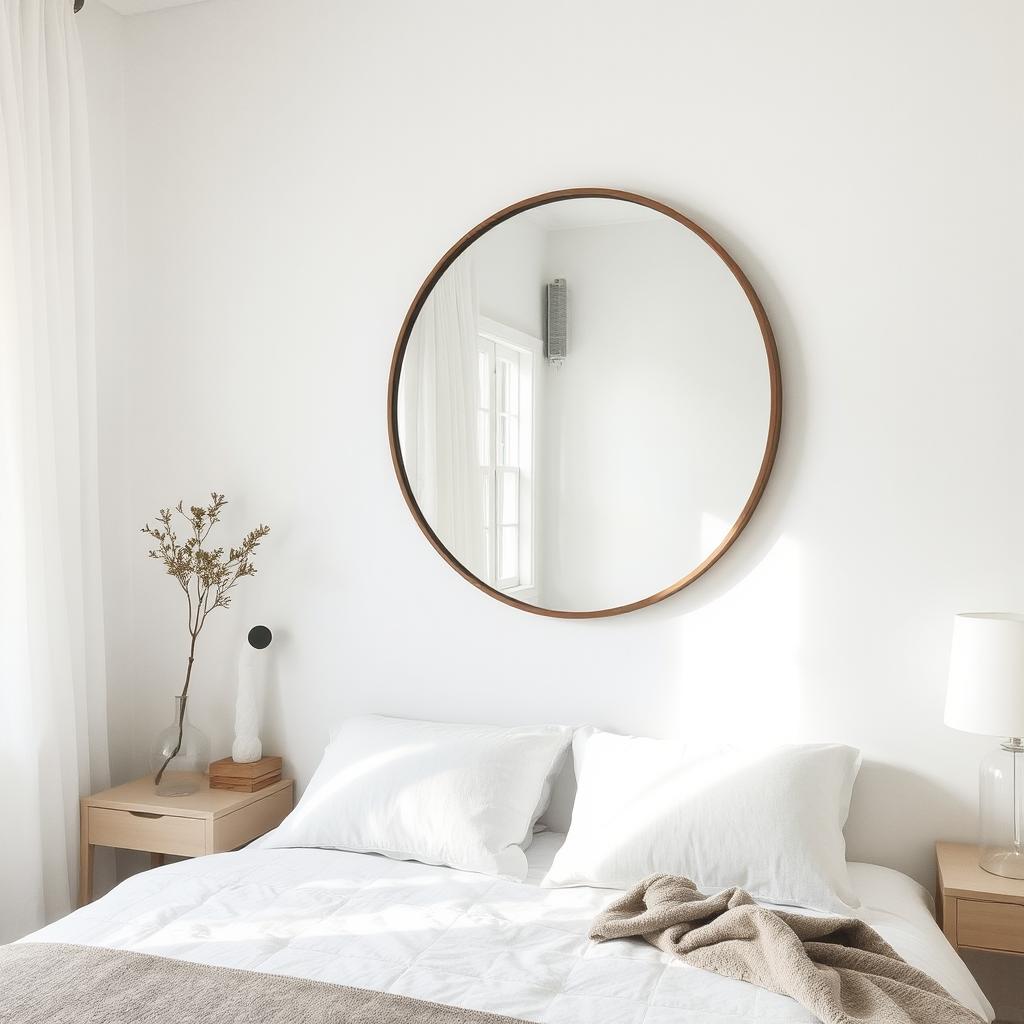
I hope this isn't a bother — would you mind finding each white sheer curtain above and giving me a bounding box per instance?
[399,256,486,578]
[0,0,109,939]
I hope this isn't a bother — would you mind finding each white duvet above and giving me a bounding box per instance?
[26,833,993,1024]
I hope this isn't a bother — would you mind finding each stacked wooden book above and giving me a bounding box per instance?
[208,755,283,792]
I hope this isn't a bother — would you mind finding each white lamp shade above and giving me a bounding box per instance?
[946,612,1024,737]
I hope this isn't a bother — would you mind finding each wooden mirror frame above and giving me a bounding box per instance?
[387,187,782,619]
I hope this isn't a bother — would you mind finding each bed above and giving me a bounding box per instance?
[23,830,994,1024]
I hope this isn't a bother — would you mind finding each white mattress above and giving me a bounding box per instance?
[25,833,993,1023]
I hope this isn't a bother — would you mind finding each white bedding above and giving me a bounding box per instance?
[25,833,993,1023]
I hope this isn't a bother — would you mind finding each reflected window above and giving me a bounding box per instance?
[477,330,533,592]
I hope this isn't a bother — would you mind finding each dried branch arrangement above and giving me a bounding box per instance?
[142,493,270,785]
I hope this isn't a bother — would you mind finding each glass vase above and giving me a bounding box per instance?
[979,738,1024,879]
[150,695,210,796]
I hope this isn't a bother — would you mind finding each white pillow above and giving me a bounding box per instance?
[543,727,861,912]
[263,715,572,879]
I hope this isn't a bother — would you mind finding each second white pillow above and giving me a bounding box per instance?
[543,727,861,913]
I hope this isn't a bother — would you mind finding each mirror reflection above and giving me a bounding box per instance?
[395,196,777,615]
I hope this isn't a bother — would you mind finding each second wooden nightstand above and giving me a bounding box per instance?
[80,774,293,906]
[937,841,1024,956]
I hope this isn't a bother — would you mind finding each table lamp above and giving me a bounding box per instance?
[945,612,1024,878]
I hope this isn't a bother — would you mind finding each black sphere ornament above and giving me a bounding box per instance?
[247,625,273,650]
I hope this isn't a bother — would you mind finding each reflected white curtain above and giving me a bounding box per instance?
[0,0,109,939]
[399,256,486,578]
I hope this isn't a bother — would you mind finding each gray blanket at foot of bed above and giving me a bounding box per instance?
[0,942,529,1024]
[590,874,984,1024]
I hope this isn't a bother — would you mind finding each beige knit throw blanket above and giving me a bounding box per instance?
[590,874,984,1024]
[0,942,531,1024]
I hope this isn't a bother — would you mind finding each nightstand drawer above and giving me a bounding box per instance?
[958,898,1024,953]
[210,785,292,853]
[88,806,206,857]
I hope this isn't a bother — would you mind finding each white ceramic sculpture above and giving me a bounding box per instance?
[232,625,272,763]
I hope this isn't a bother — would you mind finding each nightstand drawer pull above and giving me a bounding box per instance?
[128,811,164,819]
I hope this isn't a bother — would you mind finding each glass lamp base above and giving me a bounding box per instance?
[978,738,1024,879]
[980,846,1024,880]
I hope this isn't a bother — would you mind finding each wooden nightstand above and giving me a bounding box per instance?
[937,841,1024,956]
[79,775,293,906]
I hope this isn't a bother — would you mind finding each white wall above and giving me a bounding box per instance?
[79,0,1024,913]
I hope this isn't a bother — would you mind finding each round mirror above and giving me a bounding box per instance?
[388,188,781,618]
